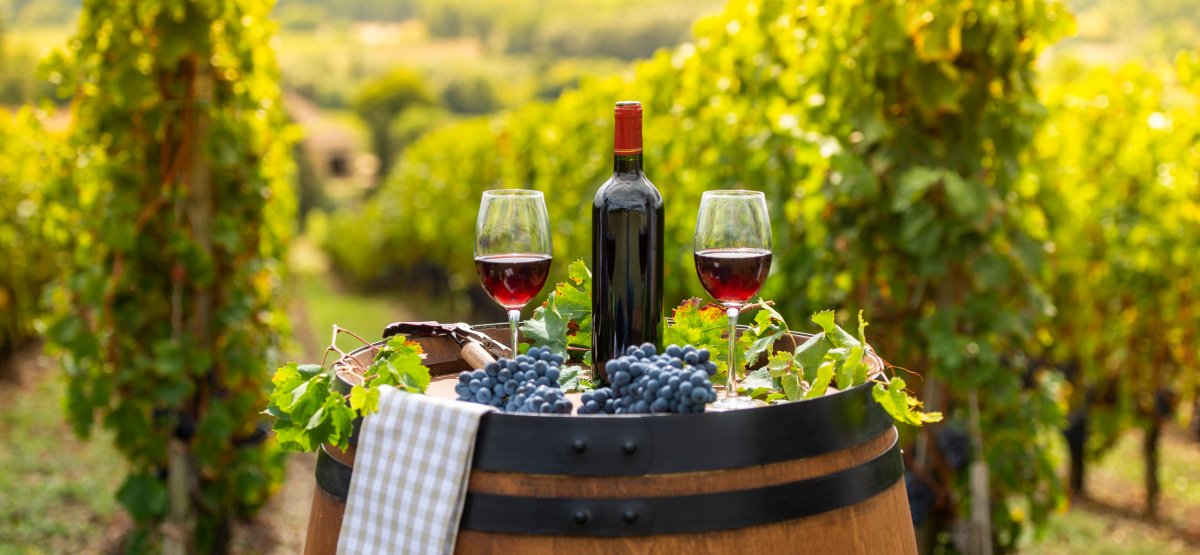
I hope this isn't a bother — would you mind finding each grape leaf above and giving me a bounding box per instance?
[781,372,805,401]
[266,333,432,452]
[741,368,775,398]
[349,385,379,413]
[811,309,860,348]
[555,259,592,320]
[663,298,729,373]
[558,365,587,392]
[871,377,943,426]
[369,336,431,393]
[793,333,833,382]
[325,396,356,451]
[805,360,836,399]
[765,351,806,401]
[520,303,566,356]
[521,259,592,361]
[767,351,797,377]
[739,308,787,370]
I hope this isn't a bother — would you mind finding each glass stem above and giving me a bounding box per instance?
[727,307,739,399]
[508,309,521,357]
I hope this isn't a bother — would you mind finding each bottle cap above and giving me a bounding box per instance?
[614,101,642,154]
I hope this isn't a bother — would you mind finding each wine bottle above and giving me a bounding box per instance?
[591,101,664,383]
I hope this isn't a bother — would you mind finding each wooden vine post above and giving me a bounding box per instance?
[163,57,212,555]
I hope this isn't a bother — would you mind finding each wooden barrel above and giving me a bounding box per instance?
[303,325,917,554]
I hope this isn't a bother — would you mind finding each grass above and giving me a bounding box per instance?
[0,349,126,554]
[1091,428,1200,508]
[1022,505,1196,555]
[1017,427,1200,554]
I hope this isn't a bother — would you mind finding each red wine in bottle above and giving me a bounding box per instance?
[592,101,664,382]
[694,248,772,306]
[474,253,553,309]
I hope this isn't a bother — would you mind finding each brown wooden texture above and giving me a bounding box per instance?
[468,428,898,498]
[454,479,916,554]
[304,427,914,555]
[303,484,347,555]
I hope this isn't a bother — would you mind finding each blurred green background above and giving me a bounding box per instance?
[1,0,1198,553]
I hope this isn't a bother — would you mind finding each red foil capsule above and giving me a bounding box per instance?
[614,101,643,155]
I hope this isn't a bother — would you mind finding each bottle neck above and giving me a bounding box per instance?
[613,153,644,176]
[613,106,642,176]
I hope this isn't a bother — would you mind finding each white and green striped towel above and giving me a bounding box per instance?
[338,385,495,555]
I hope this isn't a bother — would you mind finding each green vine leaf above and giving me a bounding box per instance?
[663,298,729,374]
[872,377,943,426]
[521,258,592,361]
[266,334,431,453]
[368,336,432,393]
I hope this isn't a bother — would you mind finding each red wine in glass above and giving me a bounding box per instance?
[694,248,772,306]
[474,253,553,309]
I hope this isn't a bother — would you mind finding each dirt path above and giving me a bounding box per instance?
[230,453,315,554]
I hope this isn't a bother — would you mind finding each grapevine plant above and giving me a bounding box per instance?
[43,0,295,550]
[0,108,64,359]
[268,261,937,455]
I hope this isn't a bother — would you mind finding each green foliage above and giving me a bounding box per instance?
[42,0,295,547]
[521,258,593,364]
[1032,54,1200,457]
[0,108,63,358]
[442,75,498,114]
[0,357,126,550]
[352,67,432,177]
[662,298,729,373]
[329,0,1074,545]
[415,0,720,60]
[266,335,431,452]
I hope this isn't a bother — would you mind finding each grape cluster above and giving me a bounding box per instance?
[905,470,934,527]
[453,347,573,414]
[937,425,972,472]
[577,343,718,415]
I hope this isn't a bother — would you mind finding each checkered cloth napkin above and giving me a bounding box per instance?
[338,385,495,555]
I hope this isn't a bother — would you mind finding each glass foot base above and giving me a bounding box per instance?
[709,396,764,411]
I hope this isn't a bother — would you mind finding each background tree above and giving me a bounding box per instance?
[0,109,63,361]
[352,67,432,179]
[43,0,296,551]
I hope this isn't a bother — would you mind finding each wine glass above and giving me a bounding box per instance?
[694,190,772,409]
[475,190,553,356]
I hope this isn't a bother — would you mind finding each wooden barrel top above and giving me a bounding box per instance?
[305,324,915,554]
